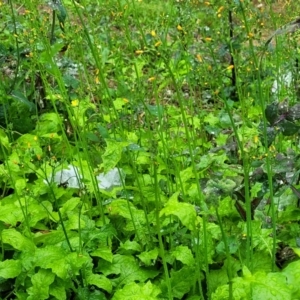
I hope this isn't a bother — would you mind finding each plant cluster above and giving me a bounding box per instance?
[0,0,300,299]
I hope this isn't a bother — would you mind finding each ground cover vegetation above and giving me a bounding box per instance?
[0,0,300,299]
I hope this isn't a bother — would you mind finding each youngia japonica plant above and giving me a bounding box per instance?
[1,0,300,299]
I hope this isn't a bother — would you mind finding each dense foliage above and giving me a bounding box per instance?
[0,0,300,299]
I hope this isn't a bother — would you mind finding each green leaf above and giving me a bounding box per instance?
[0,128,10,151]
[34,246,91,280]
[36,113,61,136]
[0,203,24,226]
[91,246,113,263]
[87,273,112,293]
[49,279,67,300]
[2,229,35,252]
[0,259,22,278]
[265,102,279,125]
[137,248,159,266]
[252,271,291,299]
[146,104,164,117]
[120,240,142,253]
[56,2,67,31]
[283,260,300,297]
[97,124,110,138]
[110,199,146,225]
[77,287,107,300]
[113,98,129,110]
[259,126,277,147]
[101,139,129,172]
[280,120,300,136]
[11,90,35,111]
[60,197,80,217]
[179,167,194,183]
[171,245,194,266]
[27,269,55,300]
[112,281,161,300]
[160,192,197,230]
[99,254,159,287]
[162,266,196,299]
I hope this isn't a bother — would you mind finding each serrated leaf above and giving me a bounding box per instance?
[252,271,291,299]
[0,203,24,226]
[27,269,55,300]
[2,229,35,251]
[137,248,159,266]
[171,246,194,266]
[112,281,161,300]
[0,259,22,278]
[99,254,159,287]
[49,279,67,300]
[165,266,196,299]
[60,197,80,217]
[120,240,142,253]
[282,260,300,297]
[91,247,113,263]
[34,246,68,279]
[36,113,61,135]
[87,273,112,293]
[160,192,197,230]
[179,167,194,183]
[101,139,129,172]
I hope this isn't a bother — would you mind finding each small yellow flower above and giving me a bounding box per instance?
[135,50,144,55]
[150,30,156,37]
[71,99,79,107]
[227,65,234,70]
[254,135,259,143]
[217,6,224,14]
[248,32,254,38]
[205,37,212,42]
[177,25,183,31]
[154,41,161,47]
[269,145,275,151]
[148,76,156,82]
[95,76,99,84]
[196,54,202,62]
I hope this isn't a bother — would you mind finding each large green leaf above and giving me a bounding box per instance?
[171,245,194,266]
[160,192,197,230]
[112,281,161,300]
[161,266,196,299]
[99,254,159,288]
[2,229,35,252]
[0,259,22,279]
[101,139,129,172]
[282,260,300,298]
[137,248,159,266]
[27,269,55,300]
[86,273,112,293]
